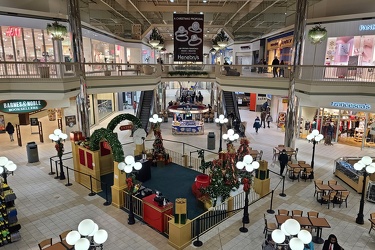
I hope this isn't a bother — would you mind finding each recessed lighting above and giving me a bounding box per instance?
[203,0,207,3]
[174,11,176,14]
[170,0,174,2]
[200,12,203,14]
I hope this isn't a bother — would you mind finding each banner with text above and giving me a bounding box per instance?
[174,14,204,62]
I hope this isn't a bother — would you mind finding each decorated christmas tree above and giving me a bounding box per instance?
[152,124,166,160]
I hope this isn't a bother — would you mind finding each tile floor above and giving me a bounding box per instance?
[0,89,375,249]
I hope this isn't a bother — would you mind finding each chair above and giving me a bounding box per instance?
[38,238,52,250]
[314,179,323,197]
[292,210,303,217]
[292,167,301,182]
[292,148,299,160]
[298,161,306,164]
[307,211,319,218]
[263,214,277,238]
[278,144,285,147]
[258,150,263,161]
[278,209,289,216]
[321,191,337,208]
[301,167,313,182]
[273,148,279,161]
[286,161,293,178]
[369,213,375,233]
[335,191,349,208]
[59,230,73,250]
[328,179,338,185]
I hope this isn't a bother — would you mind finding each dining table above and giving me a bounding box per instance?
[275,146,295,154]
[308,217,331,244]
[292,216,312,227]
[249,150,259,159]
[44,242,69,250]
[275,215,291,226]
[315,183,332,202]
[299,163,311,179]
[287,163,300,179]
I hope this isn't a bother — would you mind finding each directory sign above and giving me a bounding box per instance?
[173,14,204,62]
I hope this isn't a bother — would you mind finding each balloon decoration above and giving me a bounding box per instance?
[271,219,312,250]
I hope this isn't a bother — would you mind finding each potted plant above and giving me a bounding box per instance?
[213,29,229,48]
[149,28,162,47]
[308,25,327,44]
[46,21,68,41]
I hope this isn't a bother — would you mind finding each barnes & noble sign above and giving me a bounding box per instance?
[0,100,47,114]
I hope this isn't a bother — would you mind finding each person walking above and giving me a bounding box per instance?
[266,114,273,128]
[133,101,137,115]
[278,149,289,177]
[279,60,285,77]
[253,116,261,133]
[322,234,344,250]
[5,122,15,142]
[272,56,280,77]
[260,111,267,128]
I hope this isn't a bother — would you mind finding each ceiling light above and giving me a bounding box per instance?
[200,12,203,14]
[170,0,174,2]
[174,11,176,14]
[203,0,207,2]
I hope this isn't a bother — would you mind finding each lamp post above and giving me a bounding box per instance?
[118,155,142,225]
[306,129,324,179]
[272,218,312,250]
[353,156,375,224]
[0,157,17,184]
[222,128,239,144]
[215,114,228,153]
[66,219,108,250]
[49,129,68,180]
[236,155,259,232]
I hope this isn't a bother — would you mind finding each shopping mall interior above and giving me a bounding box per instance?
[1,0,375,250]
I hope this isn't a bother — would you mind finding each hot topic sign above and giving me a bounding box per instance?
[0,100,47,114]
[173,14,204,62]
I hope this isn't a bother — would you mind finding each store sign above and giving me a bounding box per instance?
[119,124,133,131]
[240,45,251,50]
[0,100,47,114]
[173,14,204,62]
[267,36,293,50]
[330,102,371,110]
[6,27,21,37]
[359,24,375,31]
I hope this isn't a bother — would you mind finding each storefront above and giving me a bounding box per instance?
[266,31,293,68]
[298,102,375,148]
[232,40,264,72]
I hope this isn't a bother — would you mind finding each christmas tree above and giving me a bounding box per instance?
[236,138,251,162]
[152,124,166,160]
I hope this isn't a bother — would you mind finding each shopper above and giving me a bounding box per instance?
[322,234,344,250]
[266,114,273,128]
[133,101,137,115]
[260,111,267,128]
[5,122,15,142]
[279,60,285,77]
[253,117,261,133]
[304,241,315,250]
[278,149,289,177]
[258,59,263,73]
[272,56,280,77]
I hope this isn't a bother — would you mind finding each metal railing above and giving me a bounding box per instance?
[1,61,375,84]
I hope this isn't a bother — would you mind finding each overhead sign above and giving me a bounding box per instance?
[331,102,371,110]
[267,36,294,50]
[6,27,21,37]
[0,100,47,114]
[173,14,204,62]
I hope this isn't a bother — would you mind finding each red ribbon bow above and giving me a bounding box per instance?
[126,177,134,192]
[242,178,250,192]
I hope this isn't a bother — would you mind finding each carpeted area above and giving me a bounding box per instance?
[98,163,206,219]
[142,163,205,219]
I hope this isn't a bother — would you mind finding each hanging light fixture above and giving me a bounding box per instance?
[308,24,327,44]
[46,21,67,41]
[149,28,161,48]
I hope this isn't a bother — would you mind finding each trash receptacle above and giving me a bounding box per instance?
[207,132,215,150]
[26,142,39,163]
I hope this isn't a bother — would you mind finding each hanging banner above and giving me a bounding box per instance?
[0,100,47,114]
[173,14,204,62]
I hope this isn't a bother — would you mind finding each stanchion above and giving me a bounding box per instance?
[239,220,248,233]
[49,158,55,175]
[193,217,203,247]
[88,175,96,196]
[103,183,111,206]
[65,166,72,186]
[54,161,59,179]
[279,176,286,197]
[189,151,192,168]
[267,190,275,214]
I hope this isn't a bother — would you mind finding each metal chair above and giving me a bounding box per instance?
[321,191,337,209]
[369,213,375,234]
[59,230,73,250]
[314,179,324,197]
[258,150,264,161]
[38,238,52,250]
[273,148,279,161]
[307,211,319,218]
[278,209,289,216]
[328,179,338,185]
[263,214,277,238]
[335,191,349,208]
[292,210,303,217]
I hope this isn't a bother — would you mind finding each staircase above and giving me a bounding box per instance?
[137,90,154,133]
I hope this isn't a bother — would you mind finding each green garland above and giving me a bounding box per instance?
[168,71,209,77]
[89,128,124,162]
[107,113,142,131]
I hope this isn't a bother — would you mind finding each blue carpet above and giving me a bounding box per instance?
[143,163,205,219]
[98,163,205,219]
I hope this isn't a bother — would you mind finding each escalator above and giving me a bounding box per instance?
[222,91,244,136]
[137,90,154,133]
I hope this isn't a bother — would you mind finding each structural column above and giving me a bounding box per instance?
[68,0,90,137]
[284,0,308,147]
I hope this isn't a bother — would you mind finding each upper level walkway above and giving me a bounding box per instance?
[1,61,375,109]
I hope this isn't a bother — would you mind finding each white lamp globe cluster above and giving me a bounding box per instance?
[354,156,375,173]
[0,156,17,174]
[222,129,239,142]
[149,114,162,124]
[306,129,323,142]
[215,114,228,124]
[272,219,312,250]
[236,155,260,172]
[66,219,108,250]
[49,129,68,142]
[118,155,142,173]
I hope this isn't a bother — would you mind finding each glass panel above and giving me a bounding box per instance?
[97,93,114,121]
[23,28,35,61]
[44,30,54,62]
[2,26,16,75]
[34,29,44,62]
[83,37,92,72]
